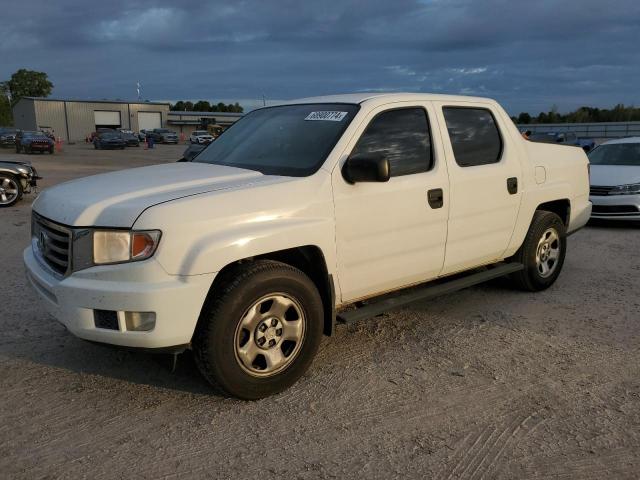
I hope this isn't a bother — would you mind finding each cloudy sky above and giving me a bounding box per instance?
[2,0,639,114]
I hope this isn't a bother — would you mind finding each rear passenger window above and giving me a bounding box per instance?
[351,108,432,177]
[443,107,502,167]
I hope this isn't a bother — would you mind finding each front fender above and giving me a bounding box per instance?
[133,172,337,277]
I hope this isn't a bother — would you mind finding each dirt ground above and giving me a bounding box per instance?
[1,144,639,479]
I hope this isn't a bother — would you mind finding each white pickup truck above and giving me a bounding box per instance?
[24,93,591,399]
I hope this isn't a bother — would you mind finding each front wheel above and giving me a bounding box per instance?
[509,211,567,291]
[0,174,23,207]
[193,260,324,400]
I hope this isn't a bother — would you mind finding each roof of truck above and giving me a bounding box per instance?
[282,92,495,105]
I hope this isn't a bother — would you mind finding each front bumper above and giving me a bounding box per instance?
[589,193,640,220]
[26,143,53,151]
[162,138,179,144]
[24,246,215,348]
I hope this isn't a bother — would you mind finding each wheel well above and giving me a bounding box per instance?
[536,199,570,226]
[209,246,335,337]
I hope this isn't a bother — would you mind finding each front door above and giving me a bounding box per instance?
[332,103,450,303]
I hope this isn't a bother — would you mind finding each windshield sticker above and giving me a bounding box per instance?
[304,111,349,122]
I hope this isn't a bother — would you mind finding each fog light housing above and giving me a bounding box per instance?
[124,312,156,331]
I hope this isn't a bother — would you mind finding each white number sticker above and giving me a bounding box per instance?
[304,111,349,121]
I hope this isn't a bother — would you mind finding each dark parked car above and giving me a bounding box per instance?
[93,131,126,150]
[146,128,179,144]
[179,143,206,162]
[0,128,19,148]
[0,160,40,207]
[121,132,140,147]
[15,131,55,154]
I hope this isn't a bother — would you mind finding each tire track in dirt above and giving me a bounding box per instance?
[434,412,544,480]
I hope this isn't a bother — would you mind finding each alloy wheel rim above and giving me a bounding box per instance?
[234,293,306,377]
[0,177,19,205]
[535,227,560,278]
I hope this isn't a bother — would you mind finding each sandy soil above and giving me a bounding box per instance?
[1,144,639,479]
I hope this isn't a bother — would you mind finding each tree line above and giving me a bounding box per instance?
[513,104,640,124]
[170,100,244,113]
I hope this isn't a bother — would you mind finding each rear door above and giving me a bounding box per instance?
[332,102,450,302]
[433,102,522,274]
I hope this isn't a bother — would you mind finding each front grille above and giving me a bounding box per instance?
[32,213,72,276]
[590,185,615,196]
[592,205,639,214]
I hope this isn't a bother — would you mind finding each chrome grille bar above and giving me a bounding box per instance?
[32,212,72,277]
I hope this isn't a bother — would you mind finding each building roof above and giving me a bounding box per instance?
[20,97,170,106]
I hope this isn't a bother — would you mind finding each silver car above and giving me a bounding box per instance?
[588,137,640,220]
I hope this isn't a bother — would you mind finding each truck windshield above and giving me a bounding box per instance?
[588,144,640,166]
[193,103,360,176]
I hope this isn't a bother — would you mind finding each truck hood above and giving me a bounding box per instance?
[590,165,640,187]
[33,162,271,227]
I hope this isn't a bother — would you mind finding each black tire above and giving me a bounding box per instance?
[193,260,324,400]
[509,211,567,291]
[0,173,23,207]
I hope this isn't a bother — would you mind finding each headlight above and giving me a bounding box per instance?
[610,183,640,195]
[93,230,161,264]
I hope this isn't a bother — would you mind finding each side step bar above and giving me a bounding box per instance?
[336,262,524,325]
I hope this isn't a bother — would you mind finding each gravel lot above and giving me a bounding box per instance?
[1,144,639,479]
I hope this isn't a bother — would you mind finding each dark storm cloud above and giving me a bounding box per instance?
[1,0,639,113]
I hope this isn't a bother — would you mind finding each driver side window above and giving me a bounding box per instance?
[350,108,433,177]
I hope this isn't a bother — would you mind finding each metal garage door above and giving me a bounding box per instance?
[94,111,121,128]
[138,112,162,131]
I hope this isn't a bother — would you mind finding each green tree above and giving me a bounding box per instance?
[171,100,186,111]
[6,69,53,105]
[193,100,212,112]
[184,101,194,111]
[0,82,12,125]
[517,112,531,124]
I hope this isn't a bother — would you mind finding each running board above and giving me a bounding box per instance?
[336,262,524,325]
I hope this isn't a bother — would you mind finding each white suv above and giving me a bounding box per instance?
[190,130,214,144]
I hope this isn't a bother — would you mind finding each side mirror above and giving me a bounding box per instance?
[342,155,390,184]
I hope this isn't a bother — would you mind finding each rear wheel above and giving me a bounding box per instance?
[0,174,23,207]
[510,211,566,291]
[193,260,324,400]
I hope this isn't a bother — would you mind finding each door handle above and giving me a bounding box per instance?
[507,177,518,195]
[427,188,444,209]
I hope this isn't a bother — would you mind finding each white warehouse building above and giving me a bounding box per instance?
[12,97,172,142]
[12,97,244,143]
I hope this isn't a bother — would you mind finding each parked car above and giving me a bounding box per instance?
[190,130,214,145]
[121,132,140,147]
[588,137,640,220]
[0,160,40,207]
[528,132,580,146]
[180,143,206,162]
[24,93,591,399]
[0,128,19,148]
[93,131,126,150]
[146,128,179,144]
[15,131,55,154]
